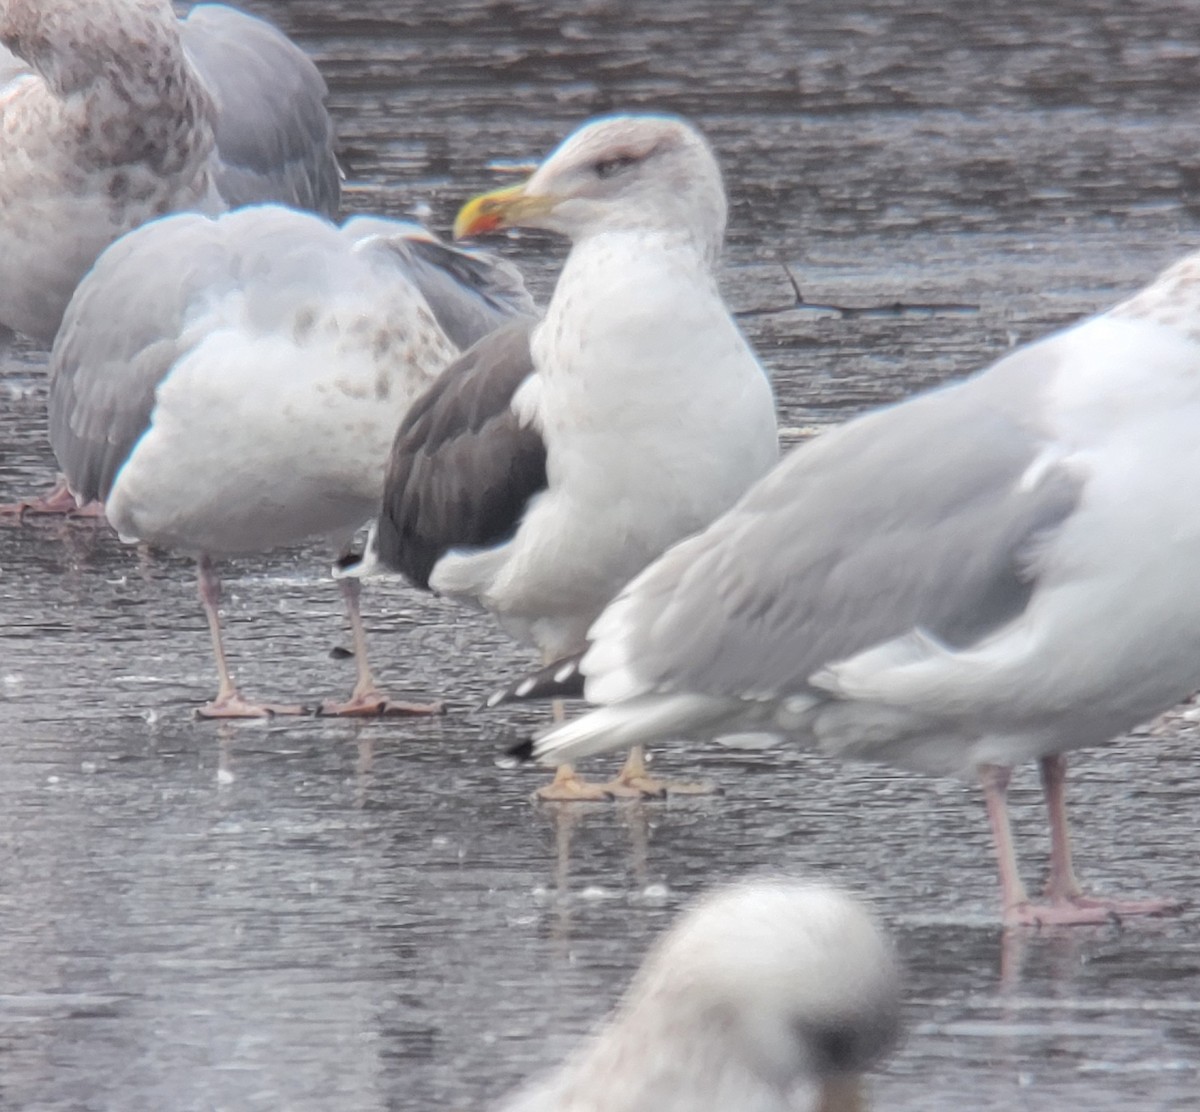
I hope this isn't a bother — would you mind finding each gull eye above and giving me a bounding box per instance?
[592,153,640,179]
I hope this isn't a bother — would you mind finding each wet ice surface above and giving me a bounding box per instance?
[2,0,1200,1108]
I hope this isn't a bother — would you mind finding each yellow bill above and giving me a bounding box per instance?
[452,182,556,239]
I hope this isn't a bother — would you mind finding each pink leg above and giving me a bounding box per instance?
[1037,754,1180,921]
[980,763,1031,920]
[195,555,307,719]
[1041,752,1083,902]
[318,577,444,717]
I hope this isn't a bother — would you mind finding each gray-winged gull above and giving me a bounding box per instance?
[0,0,339,346]
[346,113,779,799]
[49,205,534,717]
[515,250,1200,925]
[494,881,901,1112]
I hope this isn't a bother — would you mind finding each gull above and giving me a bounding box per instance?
[494,881,901,1112]
[0,0,340,517]
[0,0,339,345]
[350,113,779,799]
[518,250,1200,925]
[49,205,533,717]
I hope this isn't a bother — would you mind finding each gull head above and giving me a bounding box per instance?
[454,113,727,261]
[627,881,902,1109]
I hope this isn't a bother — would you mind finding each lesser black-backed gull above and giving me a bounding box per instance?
[353,113,779,799]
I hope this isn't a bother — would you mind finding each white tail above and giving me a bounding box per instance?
[531,693,735,765]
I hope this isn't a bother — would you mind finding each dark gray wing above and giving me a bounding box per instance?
[373,320,547,590]
[181,4,340,218]
[596,344,1082,700]
[48,215,231,503]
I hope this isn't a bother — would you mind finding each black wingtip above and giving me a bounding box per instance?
[508,737,536,762]
[484,652,586,709]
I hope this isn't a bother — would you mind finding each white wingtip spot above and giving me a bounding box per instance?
[554,663,577,683]
[333,524,383,580]
[332,560,361,580]
[515,678,536,697]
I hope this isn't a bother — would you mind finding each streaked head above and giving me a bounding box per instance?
[1,0,180,95]
[454,113,727,261]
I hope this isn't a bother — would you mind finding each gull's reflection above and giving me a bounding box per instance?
[544,800,656,950]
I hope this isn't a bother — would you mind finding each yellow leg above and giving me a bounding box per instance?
[534,762,619,803]
[533,678,614,801]
[600,745,720,798]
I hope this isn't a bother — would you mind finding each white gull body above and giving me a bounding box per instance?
[0,0,338,344]
[495,881,901,1112]
[528,250,1200,922]
[433,224,780,659]
[427,116,779,660]
[49,204,533,715]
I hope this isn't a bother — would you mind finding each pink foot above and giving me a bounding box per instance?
[67,499,106,520]
[0,481,101,519]
[1007,894,1183,927]
[0,496,70,518]
[317,691,446,717]
[196,695,310,719]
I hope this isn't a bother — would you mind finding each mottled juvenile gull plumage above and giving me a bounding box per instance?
[494,881,901,1112]
[352,113,779,798]
[0,0,338,344]
[49,206,533,717]
[523,250,1200,925]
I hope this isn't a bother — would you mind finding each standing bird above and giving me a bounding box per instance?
[354,113,779,799]
[517,251,1200,925]
[1,0,340,515]
[0,0,339,346]
[494,881,901,1112]
[49,205,534,718]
